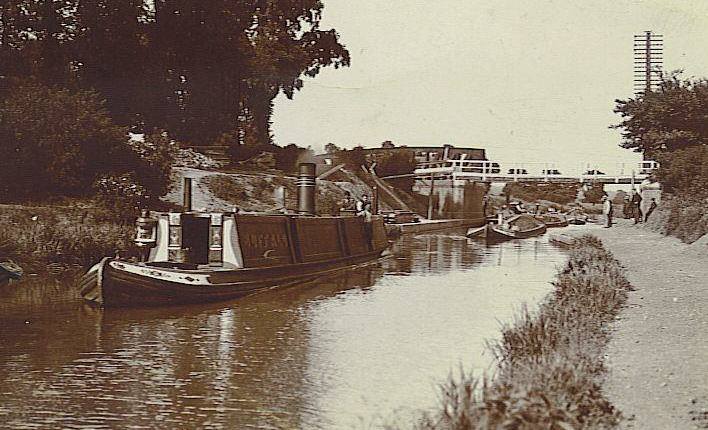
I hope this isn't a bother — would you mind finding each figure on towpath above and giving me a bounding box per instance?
[602,195,613,228]
[631,190,643,224]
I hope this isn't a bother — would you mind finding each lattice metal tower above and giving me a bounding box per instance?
[633,31,663,95]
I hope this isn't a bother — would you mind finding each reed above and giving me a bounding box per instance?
[0,206,135,273]
[413,236,631,429]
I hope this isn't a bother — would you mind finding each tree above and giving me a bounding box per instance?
[613,72,708,157]
[336,145,367,169]
[324,142,340,154]
[653,145,708,198]
[243,0,350,146]
[74,0,149,127]
[0,83,168,200]
[374,149,416,191]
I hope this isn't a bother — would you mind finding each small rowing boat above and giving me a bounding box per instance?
[534,213,569,228]
[0,261,23,285]
[487,214,547,241]
[466,214,546,241]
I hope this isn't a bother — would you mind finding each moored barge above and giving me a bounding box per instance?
[80,164,389,307]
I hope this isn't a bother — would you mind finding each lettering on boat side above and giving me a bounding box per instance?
[243,233,288,251]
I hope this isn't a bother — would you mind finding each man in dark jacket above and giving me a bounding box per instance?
[631,190,643,224]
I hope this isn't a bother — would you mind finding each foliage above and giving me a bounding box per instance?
[652,145,708,198]
[415,237,628,429]
[0,83,172,202]
[126,131,174,197]
[373,149,417,192]
[612,72,708,156]
[503,182,579,205]
[336,145,368,169]
[582,183,605,204]
[227,141,312,173]
[0,0,349,147]
[324,142,341,154]
[0,206,136,272]
[174,148,224,170]
[643,195,708,244]
[92,173,149,223]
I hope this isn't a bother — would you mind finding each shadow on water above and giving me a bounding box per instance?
[0,229,571,429]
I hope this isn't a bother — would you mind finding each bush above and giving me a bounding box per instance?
[92,173,150,223]
[503,182,579,205]
[583,183,605,204]
[0,83,171,202]
[653,145,708,198]
[373,149,417,192]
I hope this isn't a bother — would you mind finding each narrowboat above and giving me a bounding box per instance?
[80,164,390,307]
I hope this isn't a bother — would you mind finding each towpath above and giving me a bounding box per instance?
[570,220,708,429]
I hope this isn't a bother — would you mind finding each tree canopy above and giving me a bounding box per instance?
[0,0,349,147]
[612,72,708,157]
[0,82,168,200]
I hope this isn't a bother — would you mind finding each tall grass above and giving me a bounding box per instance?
[0,206,135,273]
[414,236,631,429]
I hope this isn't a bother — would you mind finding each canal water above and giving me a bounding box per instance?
[0,230,570,429]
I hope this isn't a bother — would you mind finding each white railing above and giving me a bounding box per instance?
[413,159,658,183]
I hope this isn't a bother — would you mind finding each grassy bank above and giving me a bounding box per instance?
[644,194,708,244]
[0,205,135,275]
[413,236,630,429]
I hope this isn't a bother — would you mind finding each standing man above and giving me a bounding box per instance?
[602,196,613,228]
[631,190,643,224]
[356,195,372,221]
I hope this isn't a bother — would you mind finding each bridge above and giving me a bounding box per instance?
[409,159,659,185]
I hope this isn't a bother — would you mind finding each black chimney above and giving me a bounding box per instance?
[183,177,193,212]
[297,163,316,215]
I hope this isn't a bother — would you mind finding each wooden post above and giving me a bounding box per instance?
[372,185,379,215]
[427,175,436,220]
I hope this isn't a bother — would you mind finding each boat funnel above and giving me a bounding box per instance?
[297,163,316,215]
[183,177,193,212]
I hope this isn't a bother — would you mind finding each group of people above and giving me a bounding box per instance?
[339,192,373,220]
[602,190,658,228]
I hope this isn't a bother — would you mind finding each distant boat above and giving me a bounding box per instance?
[564,208,589,225]
[467,214,546,241]
[0,261,23,285]
[534,213,569,228]
[487,214,547,240]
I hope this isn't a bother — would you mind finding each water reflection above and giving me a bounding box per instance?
[0,230,569,429]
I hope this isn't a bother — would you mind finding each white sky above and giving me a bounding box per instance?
[271,0,708,172]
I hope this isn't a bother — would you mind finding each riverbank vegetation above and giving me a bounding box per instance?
[413,236,629,429]
[0,205,136,275]
[613,73,707,243]
[645,145,708,243]
[502,182,579,205]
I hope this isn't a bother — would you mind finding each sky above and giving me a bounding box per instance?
[271,0,708,173]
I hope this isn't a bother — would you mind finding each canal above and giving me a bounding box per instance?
[0,230,570,429]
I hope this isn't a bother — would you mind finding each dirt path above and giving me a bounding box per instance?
[570,220,708,429]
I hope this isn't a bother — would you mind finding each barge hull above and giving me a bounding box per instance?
[81,250,386,307]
